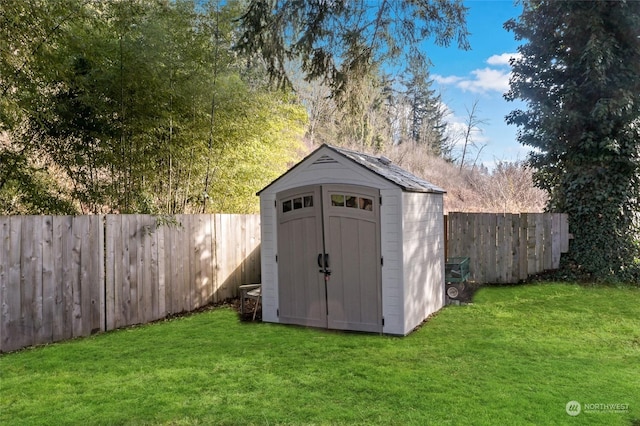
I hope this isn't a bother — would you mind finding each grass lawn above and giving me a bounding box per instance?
[1,282,639,425]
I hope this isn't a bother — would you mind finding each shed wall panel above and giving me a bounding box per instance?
[260,194,279,323]
[402,192,445,334]
[379,189,404,335]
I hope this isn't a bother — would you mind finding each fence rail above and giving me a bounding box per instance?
[0,214,260,353]
[445,213,570,284]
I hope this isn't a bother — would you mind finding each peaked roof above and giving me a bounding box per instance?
[258,143,446,195]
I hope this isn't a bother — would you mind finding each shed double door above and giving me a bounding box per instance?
[277,184,382,332]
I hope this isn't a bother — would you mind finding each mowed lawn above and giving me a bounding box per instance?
[1,283,638,425]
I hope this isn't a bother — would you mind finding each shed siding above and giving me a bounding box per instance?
[379,188,404,335]
[266,150,398,194]
[259,145,445,335]
[401,192,445,334]
[260,194,279,323]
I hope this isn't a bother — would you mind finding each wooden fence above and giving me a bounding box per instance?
[0,214,260,353]
[445,213,570,284]
[1,212,569,352]
[0,216,104,353]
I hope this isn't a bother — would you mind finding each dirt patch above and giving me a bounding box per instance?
[161,298,262,322]
[232,298,262,322]
[446,281,482,304]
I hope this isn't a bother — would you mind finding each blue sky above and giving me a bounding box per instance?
[426,0,525,167]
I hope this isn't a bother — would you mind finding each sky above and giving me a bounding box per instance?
[425,0,525,168]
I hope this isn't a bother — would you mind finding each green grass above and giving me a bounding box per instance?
[1,283,639,425]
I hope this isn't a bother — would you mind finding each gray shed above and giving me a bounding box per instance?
[258,144,446,335]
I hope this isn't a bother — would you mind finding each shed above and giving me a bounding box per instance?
[257,144,446,335]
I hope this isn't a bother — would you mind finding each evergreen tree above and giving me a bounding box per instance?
[235,0,469,102]
[505,0,640,281]
[400,57,450,156]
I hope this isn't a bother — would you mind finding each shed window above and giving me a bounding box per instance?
[330,194,374,211]
[293,197,303,210]
[359,197,373,210]
[282,195,313,213]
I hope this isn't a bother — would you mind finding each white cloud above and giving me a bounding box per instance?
[435,68,511,94]
[433,74,464,85]
[459,68,511,94]
[486,52,521,66]
[433,52,518,94]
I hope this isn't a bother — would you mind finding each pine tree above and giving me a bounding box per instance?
[401,57,450,157]
[235,0,469,101]
[505,0,640,281]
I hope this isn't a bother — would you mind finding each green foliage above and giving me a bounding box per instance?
[1,284,639,425]
[236,0,469,106]
[0,147,76,215]
[206,76,307,213]
[506,0,640,282]
[399,56,451,155]
[0,0,306,214]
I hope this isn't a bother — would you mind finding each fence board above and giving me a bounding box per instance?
[143,216,154,323]
[71,216,85,337]
[535,214,545,273]
[509,214,519,282]
[192,215,204,309]
[496,214,506,283]
[115,214,126,329]
[551,214,561,269]
[168,217,181,314]
[183,214,194,312]
[105,215,116,330]
[504,214,514,284]
[51,217,65,341]
[34,216,48,345]
[0,216,8,351]
[150,219,160,321]
[462,214,475,281]
[543,215,553,271]
[62,217,75,341]
[249,215,261,283]
[157,223,166,318]
[487,214,498,283]
[9,217,23,351]
[21,216,38,348]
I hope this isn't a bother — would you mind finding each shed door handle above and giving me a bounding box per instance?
[317,253,330,269]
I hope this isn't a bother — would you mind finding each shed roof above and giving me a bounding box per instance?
[258,143,446,194]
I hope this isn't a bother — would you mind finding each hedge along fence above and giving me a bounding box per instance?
[0,214,261,353]
[445,213,570,284]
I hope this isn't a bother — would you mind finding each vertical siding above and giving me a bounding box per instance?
[259,194,279,323]
[379,189,404,335]
[401,192,445,335]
